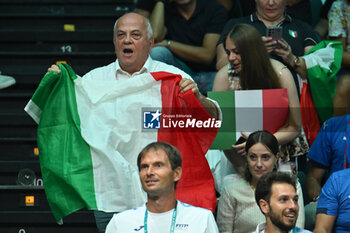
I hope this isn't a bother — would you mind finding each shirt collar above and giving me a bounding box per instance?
[191,0,204,18]
[255,222,298,233]
[115,56,152,78]
[250,13,292,24]
[255,222,267,233]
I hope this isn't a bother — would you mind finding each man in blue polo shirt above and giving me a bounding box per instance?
[313,168,350,233]
[304,114,350,230]
[305,114,350,201]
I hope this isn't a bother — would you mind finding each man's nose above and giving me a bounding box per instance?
[288,199,298,210]
[124,34,132,43]
[146,166,154,175]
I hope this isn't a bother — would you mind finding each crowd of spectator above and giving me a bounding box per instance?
[22,0,350,232]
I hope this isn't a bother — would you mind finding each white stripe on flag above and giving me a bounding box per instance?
[235,90,263,139]
[303,42,335,70]
[24,99,42,124]
[74,73,163,212]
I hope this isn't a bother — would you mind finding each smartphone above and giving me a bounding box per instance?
[266,26,282,49]
[235,136,246,145]
[266,26,282,41]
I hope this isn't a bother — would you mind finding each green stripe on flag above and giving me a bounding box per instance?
[207,91,237,149]
[305,40,343,124]
[36,63,97,221]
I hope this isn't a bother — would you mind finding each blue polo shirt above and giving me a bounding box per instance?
[307,114,349,175]
[317,168,350,233]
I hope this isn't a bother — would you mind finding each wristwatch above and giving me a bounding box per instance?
[312,195,319,202]
[293,56,301,68]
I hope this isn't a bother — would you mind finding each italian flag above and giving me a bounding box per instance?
[24,63,218,222]
[208,89,288,149]
[303,40,343,124]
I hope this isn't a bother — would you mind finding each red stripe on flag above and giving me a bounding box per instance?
[300,82,320,146]
[262,89,289,134]
[151,71,218,212]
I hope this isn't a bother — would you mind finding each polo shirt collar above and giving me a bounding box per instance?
[250,12,292,24]
[254,222,299,233]
[191,0,204,18]
[115,56,152,78]
[254,222,267,233]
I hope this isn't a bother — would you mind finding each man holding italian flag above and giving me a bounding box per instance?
[25,13,220,233]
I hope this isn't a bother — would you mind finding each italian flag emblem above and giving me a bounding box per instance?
[289,30,298,38]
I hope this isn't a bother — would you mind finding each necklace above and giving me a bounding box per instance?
[144,201,178,233]
[343,117,350,168]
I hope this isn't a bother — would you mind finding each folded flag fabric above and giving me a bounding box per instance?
[300,82,320,146]
[207,89,288,149]
[303,40,343,124]
[24,63,219,222]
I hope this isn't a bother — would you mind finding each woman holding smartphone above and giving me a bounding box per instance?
[213,24,302,175]
[216,0,320,84]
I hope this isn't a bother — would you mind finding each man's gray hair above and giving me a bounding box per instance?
[113,13,153,41]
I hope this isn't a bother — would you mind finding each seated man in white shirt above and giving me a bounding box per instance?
[253,172,311,233]
[105,141,219,233]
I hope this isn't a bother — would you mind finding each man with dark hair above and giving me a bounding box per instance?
[137,141,182,172]
[106,141,219,233]
[135,0,228,96]
[254,172,311,233]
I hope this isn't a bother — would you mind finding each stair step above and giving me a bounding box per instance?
[0,4,133,18]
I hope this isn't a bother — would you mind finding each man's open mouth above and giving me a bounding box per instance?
[123,48,133,54]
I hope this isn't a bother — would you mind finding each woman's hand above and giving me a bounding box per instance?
[262,36,278,53]
[232,141,246,156]
[231,132,249,156]
[274,39,295,67]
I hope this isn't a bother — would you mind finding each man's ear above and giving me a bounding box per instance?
[149,37,155,52]
[259,199,269,215]
[173,167,182,182]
